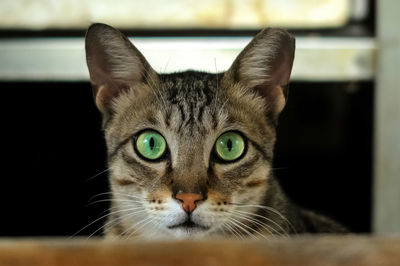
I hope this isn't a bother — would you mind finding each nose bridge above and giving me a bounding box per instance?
[172,168,208,195]
[171,138,208,212]
[178,139,201,170]
[173,143,208,194]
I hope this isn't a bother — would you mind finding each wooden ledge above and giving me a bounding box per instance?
[0,236,399,266]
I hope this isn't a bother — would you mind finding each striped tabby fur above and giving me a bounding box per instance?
[85,23,347,239]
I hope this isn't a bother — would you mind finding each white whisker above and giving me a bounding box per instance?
[226,220,251,240]
[228,217,261,240]
[87,210,138,239]
[122,216,154,240]
[228,210,279,238]
[232,203,296,234]
[87,198,145,206]
[85,168,110,182]
[223,221,243,240]
[71,206,145,238]
[233,209,289,237]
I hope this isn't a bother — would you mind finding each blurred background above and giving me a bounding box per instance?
[0,0,398,237]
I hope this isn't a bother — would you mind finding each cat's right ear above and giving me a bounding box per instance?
[85,23,158,115]
[223,28,295,122]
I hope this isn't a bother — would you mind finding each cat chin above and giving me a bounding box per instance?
[164,220,211,239]
[166,227,210,240]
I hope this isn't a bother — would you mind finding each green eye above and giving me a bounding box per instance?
[215,131,245,162]
[135,130,167,160]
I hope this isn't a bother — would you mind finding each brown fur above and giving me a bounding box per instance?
[85,23,347,240]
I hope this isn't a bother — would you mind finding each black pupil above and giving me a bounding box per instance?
[149,137,155,150]
[227,138,232,152]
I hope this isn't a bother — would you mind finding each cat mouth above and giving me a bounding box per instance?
[168,220,209,231]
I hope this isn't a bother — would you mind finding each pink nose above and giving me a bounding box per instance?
[175,193,203,213]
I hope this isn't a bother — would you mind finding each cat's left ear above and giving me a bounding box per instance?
[224,28,295,121]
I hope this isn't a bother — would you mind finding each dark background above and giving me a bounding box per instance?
[0,81,373,236]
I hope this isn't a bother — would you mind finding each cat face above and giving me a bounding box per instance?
[85,23,295,239]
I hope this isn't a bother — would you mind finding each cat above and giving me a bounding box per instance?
[85,23,348,239]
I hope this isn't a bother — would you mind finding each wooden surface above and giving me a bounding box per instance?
[0,236,399,266]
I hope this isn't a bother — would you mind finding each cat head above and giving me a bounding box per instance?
[85,23,295,239]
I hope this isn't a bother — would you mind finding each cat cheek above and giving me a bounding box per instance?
[145,191,170,204]
[206,191,232,206]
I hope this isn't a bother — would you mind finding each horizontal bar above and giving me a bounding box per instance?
[0,236,398,266]
[0,36,376,82]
